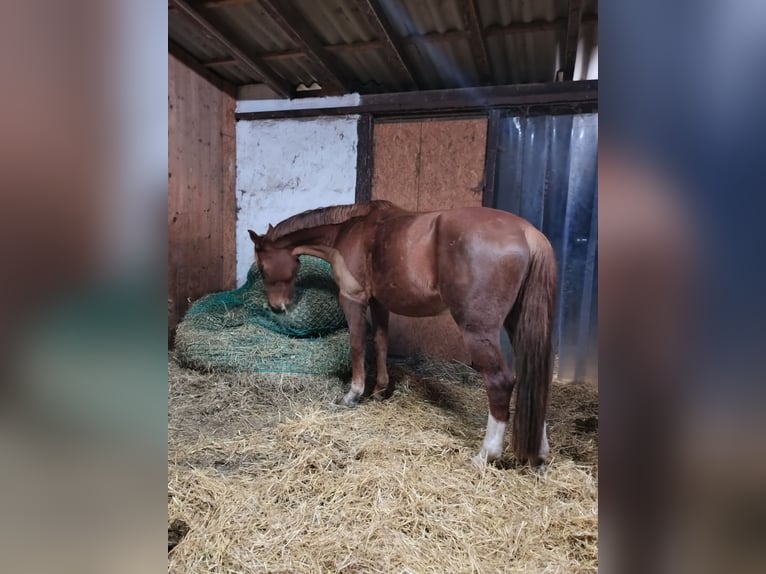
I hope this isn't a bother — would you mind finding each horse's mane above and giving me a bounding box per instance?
[266,200,396,240]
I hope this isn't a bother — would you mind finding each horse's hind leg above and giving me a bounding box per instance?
[369,298,393,400]
[460,327,514,464]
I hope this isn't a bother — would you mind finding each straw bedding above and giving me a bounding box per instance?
[168,355,598,573]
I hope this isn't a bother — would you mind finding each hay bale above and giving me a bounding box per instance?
[175,256,351,375]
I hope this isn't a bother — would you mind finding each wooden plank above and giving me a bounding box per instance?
[169,40,238,98]
[169,0,292,97]
[355,115,374,203]
[562,0,584,81]
[259,0,350,94]
[236,80,598,120]
[460,0,491,84]
[482,109,502,208]
[221,95,237,290]
[360,0,420,90]
[168,55,237,339]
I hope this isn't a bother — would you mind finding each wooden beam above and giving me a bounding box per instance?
[355,115,374,203]
[482,109,502,208]
[460,0,491,84]
[202,0,252,7]
[203,57,237,68]
[485,13,596,37]
[360,0,420,90]
[562,0,584,81]
[236,80,598,121]
[169,40,238,98]
[259,0,350,94]
[169,0,292,97]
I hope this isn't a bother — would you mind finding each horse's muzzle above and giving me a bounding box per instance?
[270,302,290,313]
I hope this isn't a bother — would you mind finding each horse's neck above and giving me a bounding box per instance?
[277,224,339,261]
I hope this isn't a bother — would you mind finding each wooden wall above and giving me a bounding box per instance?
[168,55,236,341]
[371,117,487,361]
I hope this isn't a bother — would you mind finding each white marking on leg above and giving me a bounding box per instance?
[539,422,550,460]
[476,413,506,462]
[341,379,364,406]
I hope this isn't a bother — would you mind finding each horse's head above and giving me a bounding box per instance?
[248,228,299,313]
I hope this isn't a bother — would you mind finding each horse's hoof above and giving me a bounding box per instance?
[336,393,360,407]
[471,451,491,468]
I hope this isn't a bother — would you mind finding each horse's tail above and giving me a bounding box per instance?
[506,229,557,466]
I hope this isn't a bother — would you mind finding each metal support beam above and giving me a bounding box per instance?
[361,0,420,90]
[169,0,292,97]
[259,0,350,95]
[482,109,502,208]
[460,0,491,84]
[562,0,584,81]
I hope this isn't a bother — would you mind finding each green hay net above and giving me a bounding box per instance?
[175,256,351,375]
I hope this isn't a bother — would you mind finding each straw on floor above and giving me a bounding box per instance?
[168,355,598,573]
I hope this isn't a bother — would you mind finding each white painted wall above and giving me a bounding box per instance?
[235,116,359,284]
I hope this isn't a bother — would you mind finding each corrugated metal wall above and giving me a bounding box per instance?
[492,113,598,383]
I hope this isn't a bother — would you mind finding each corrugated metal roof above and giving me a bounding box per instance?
[335,48,409,92]
[169,10,232,63]
[406,38,479,89]
[293,0,380,44]
[382,0,466,36]
[168,0,598,95]
[202,2,299,53]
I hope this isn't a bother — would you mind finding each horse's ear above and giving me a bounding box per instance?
[267,223,275,234]
[248,229,264,251]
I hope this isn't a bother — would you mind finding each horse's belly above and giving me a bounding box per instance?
[373,289,448,317]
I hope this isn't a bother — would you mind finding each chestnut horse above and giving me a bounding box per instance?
[248,200,557,466]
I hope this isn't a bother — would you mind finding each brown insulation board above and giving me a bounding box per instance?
[371,117,488,362]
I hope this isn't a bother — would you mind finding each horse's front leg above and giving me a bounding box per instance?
[369,298,393,400]
[338,295,368,407]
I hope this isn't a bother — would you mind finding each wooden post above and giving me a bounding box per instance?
[355,115,374,203]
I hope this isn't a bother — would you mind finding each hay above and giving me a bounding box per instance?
[174,256,351,375]
[168,356,598,573]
